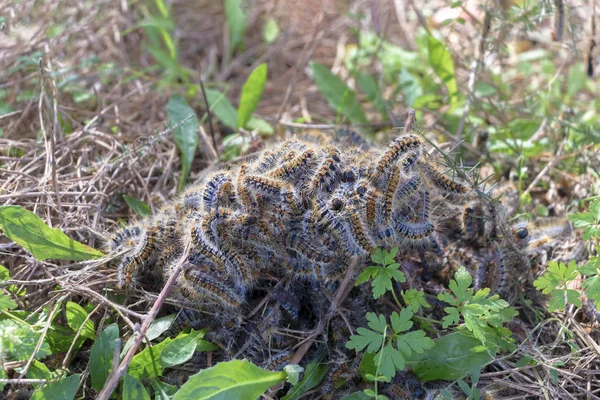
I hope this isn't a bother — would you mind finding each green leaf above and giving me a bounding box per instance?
[123,374,151,400]
[129,330,216,380]
[402,289,431,313]
[282,347,329,400]
[123,195,152,217]
[396,330,434,355]
[31,374,81,400]
[146,313,177,341]
[204,88,238,130]
[0,206,104,261]
[426,35,457,97]
[238,63,268,129]
[356,72,387,119]
[390,309,413,334]
[167,94,199,191]
[0,292,17,311]
[346,327,383,354]
[151,378,178,400]
[173,359,287,400]
[0,320,51,361]
[262,18,280,44]
[568,211,595,227]
[411,332,492,381]
[340,392,372,400]
[310,62,368,125]
[224,0,247,57]
[583,275,600,304]
[90,323,119,390]
[246,117,274,135]
[65,301,95,340]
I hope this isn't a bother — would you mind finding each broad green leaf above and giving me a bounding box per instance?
[262,18,280,44]
[282,347,329,400]
[246,116,274,134]
[224,0,247,57]
[340,392,372,400]
[90,323,119,390]
[123,374,151,400]
[173,359,287,400]
[31,373,81,400]
[310,62,368,125]
[411,332,492,381]
[583,276,600,304]
[151,378,178,400]
[238,64,268,129]
[0,206,103,261]
[204,88,238,130]
[146,314,177,341]
[426,35,457,97]
[167,94,199,191]
[357,72,387,119]
[129,330,216,380]
[123,195,151,217]
[65,301,95,340]
[0,320,51,361]
[26,360,54,385]
[283,364,303,385]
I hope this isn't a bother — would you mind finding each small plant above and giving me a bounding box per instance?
[534,197,600,312]
[438,266,517,353]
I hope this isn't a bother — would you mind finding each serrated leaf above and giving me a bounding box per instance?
[89,323,119,390]
[583,275,600,304]
[173,359,287,400]
[390,309,413,334]
[224,0,247,57]
[402,289,430,313]
[568,212,594,227]
[411,332,493,382]
[441,307,460,328]
[396,330,434,355]
[346,327,383,353]
[238,64,267,129]
[123,374,151,400]
[204,88,238,130]
[0,206,103,261]
[426,35,457,97]
[31,373,81,400]
[0,292,16,311]
[366,312,387,333]
[374,343,403,381]
[65,301,95,340]
[167,94,199,191]
[123,195,152,217]
[310,62,368,125]
[370,248,386,265]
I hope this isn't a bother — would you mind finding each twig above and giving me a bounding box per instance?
[96,241,191,400]
[0,379,48,384]
[199,78,218,153]
[522,139,567,198]
[455,8,492,142]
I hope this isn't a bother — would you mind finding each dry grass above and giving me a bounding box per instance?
[1,0,599,398]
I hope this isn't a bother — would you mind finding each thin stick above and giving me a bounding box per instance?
[199,78,217,153]
[96,241,191,400]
